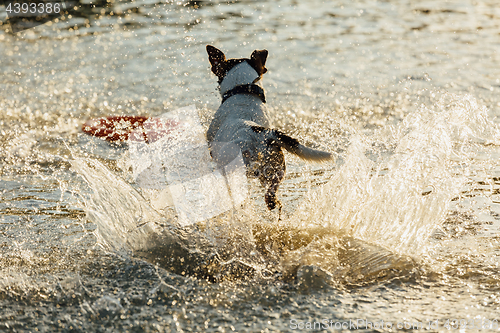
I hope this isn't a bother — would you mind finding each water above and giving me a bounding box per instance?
[2,0,500,331]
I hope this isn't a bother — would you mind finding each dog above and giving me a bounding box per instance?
[206,45,331,213]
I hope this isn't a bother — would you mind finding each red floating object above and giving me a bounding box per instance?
[82,116,180,143]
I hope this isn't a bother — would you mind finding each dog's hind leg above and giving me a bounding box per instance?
[277,201,283,222]
[260,146,285,213]
[264,184,283,221]
[264,184,280,211]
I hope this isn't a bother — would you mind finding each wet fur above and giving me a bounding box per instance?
[206,45,331,211]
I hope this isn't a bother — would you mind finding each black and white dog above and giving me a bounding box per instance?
[206,45,331,212]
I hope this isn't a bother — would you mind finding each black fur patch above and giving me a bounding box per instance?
[265,190,278,210]
[250,126,300,149]
[274,130,300,149]
[250,125,266,133]
[266,138,277,146]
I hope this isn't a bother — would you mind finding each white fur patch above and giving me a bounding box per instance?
[220,62,262,95]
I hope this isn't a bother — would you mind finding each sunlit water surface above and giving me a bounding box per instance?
[1,0,500,331]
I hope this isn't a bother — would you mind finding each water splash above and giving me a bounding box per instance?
[71,156,163,253]
[70,151,261,280]
[290,93,500,256]
[71,93,500,283]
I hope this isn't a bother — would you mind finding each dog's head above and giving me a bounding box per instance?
[206,45,268,85]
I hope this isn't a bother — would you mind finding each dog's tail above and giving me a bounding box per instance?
[273,130,332,161]
[248,122,332,162]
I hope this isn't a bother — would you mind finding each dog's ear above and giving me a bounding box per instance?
[250,49,268,75]
[206,45,226,76]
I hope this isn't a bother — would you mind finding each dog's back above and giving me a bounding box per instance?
[206,45,331,211]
